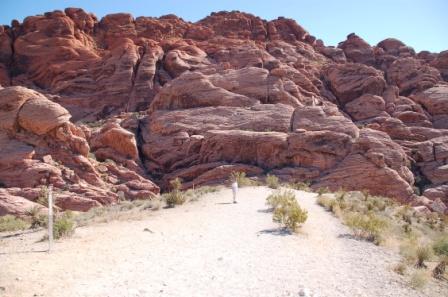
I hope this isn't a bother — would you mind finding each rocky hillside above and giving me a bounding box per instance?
[0,8,447,215]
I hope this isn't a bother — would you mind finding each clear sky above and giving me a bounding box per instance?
[1,0,447,53]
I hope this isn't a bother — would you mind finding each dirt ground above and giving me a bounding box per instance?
[1,187,447,297]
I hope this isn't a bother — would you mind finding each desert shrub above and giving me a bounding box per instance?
[400,240,425,265]
[53,212,76,239]
[343,212,388,244]
[317,187,329,196]
[119,201,136,211]
[335,191,348,210]
[316,194,343,217]
[433,236,448,256]
[395,205,413,225]
[229,171,253,187]
[36,185,49,206]
[366,196,387,212]
[316,195,336,211]
[267,190,307,232]
[361,189,370,201]
[331,203,343,218]
[266,190,294,209]
[286,181,311,192]
[393,262,407,275]
[149,198,162,210]
[409,270,429,289]
[432,236,448,279]
[265,174,279,189]
[164,178,186,207]
[0,215,29,232]
[415,244,433,268]
[27,206,48,228]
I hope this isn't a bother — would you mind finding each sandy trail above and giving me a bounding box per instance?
[1,187,447,297]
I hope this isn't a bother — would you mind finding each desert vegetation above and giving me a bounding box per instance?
[284,181,312,192]
[0,183,223,238]
[266,189,308,232]
[229,171,257,187]
[164,178,186,207]
[315,189,448,285]
[0,215,29,232]
[265,174,280,189]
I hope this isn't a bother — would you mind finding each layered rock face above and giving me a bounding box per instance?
[0,8,447,214]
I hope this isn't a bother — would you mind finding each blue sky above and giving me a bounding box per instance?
[1,0,447,52]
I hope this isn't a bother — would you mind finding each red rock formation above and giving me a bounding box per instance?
[0,8,447,215]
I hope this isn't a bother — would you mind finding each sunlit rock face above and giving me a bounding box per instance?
[0,8,447,214]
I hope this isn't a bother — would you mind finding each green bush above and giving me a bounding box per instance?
[164,178,186,207]
[53,212,75,239]
[265,174,279,189]
[0,215,29,232]
[267,190,307,232]
[344,212,388,244]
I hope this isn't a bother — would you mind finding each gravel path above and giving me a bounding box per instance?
[1,187,447,297]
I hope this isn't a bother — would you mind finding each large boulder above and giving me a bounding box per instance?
[345,94,386,120]
[411,85,448,116]
[292,105,359,138]
[0,190,46,217]
[338,33,375,65]
[90,123,139,160]
[324,63,386,105]
[386,57,441,95]
[199,130,289,169]
[314,129,414,201]
[431,50,448,81]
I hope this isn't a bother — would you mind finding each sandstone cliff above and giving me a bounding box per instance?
[1,8,447,215]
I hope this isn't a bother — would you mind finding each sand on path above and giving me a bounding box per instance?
[1,187,447,297]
